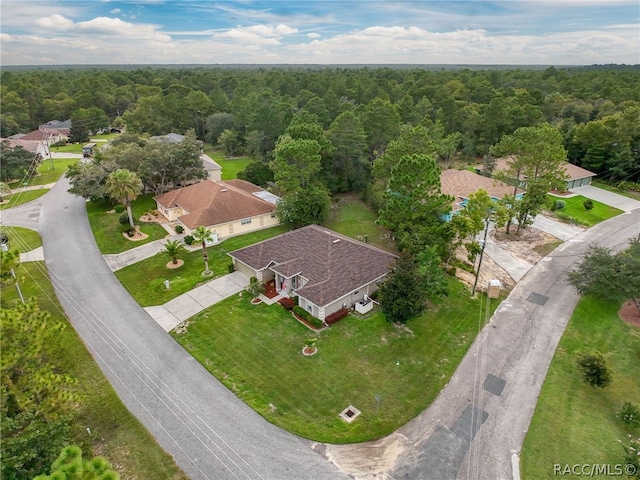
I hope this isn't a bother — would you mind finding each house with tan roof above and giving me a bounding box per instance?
[154,179,279,241]
[229,225,397,322]
[481,157,596,190]
[440,169,525,220]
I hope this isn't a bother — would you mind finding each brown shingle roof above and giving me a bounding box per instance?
[440,169,522,212]
[229,225,397,308]
[154,179,276,229]
[493,157,595,181]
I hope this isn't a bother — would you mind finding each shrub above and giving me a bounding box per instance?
[576,352,611,388]
[619,402,640,427]
[118,212,135,225]
[293,306,324,328]
[245,276,265,299]
[227,263,235,274]
[278,297,295,311]
[183,235,194,245]
[583,199,594,211]
[174,225,184,234]
[552,199,565,211]
[114,204,125,213]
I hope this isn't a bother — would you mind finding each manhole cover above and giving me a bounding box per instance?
[526,292,549,306]
[339,405,361,423]
[483,373,506,396]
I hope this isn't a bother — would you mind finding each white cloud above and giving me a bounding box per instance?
[307,32,321,39]
[110,8,121,14]
[75,17,171,42]
[34,14,74,30]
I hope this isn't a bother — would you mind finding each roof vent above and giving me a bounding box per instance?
[332,239,341,244]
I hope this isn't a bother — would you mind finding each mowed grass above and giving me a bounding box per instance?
[86,194,169,254]
[203,145,252,180]
[0,225,43,251]
[51,143,84,154]
[521,297,640,479]
[172,279,502,443]
[1,250,186,479]
[323,193,397,252]
[549,194,622,227]
[116,225,288,306]
[0,189,49,210]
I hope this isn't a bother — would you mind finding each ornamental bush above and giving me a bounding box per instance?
[576,352,611,388]
[620,401,640,427]
[174,225,184,234]
[118,212,135,225]
[114,204,125,213]
[183,235,194,245]
[583,199,594,211]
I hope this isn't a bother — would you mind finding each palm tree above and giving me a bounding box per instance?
[105,169,143,229]
[191,225,213,275]
[163,239,186,265]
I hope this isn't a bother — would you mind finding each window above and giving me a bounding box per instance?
[241,218,252,225]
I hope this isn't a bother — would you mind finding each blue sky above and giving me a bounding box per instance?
[1,1,638,65]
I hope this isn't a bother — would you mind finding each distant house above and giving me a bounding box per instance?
[4,122,70,159]
[440,169,525,221]
[150,132,222,181]
[154,179,279,241]
[229,225,397,322]
[480,157,596,191]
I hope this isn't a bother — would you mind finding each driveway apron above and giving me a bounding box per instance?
[570,185,640,212]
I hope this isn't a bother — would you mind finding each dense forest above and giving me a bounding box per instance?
[2,65,639,186]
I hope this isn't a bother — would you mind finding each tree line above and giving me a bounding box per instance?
[2,65,639,183]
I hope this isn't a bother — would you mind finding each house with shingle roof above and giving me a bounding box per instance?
[150,132,222,181]
[154,179,279,240]
[480,157,596,190]
[440,169,525,221]
[229,225,397,321]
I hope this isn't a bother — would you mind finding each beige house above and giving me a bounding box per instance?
[483,157,596,190]
[440,169,525,221]
[154,179,279,240]
[229,225,397,322]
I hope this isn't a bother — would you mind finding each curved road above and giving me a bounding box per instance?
[2,179,639,480]
[7,179,348,480]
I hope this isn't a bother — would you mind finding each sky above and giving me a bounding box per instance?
[1,0,638,66]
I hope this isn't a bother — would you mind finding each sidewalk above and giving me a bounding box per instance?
[144,271,249,331]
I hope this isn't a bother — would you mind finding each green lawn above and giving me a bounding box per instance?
[549,194,623,227]
[19,158,78,187]
[172,279,502,443]
[1,251,186,479]
[90,133,120,141]
[323,193,397,252]
[86,194,169,254]
[203,145,252,180]
[521,297,640,479]
[116,225,288,306]
[0,189,49,210]
[0,225,43,251]
[51,143,84,154]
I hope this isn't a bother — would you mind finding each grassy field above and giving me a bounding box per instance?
[25,158,78,186]
[172,278,501,443]
[115,225,288,306]
[323,193,396,252]
[86,194,169,254]
[0,225,43,251]
[1,242,187,479]
[0,189,49,210]
[202,145,252,180]
[51,143,84,154]
[521,297,640,479]
[549,194,622,227]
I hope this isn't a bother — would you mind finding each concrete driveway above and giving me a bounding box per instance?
[145,271,250,331]
[570,185,640,212]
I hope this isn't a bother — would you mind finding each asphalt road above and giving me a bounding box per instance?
[32,178,349,480]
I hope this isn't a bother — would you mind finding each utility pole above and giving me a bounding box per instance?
[472,214,491,296]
